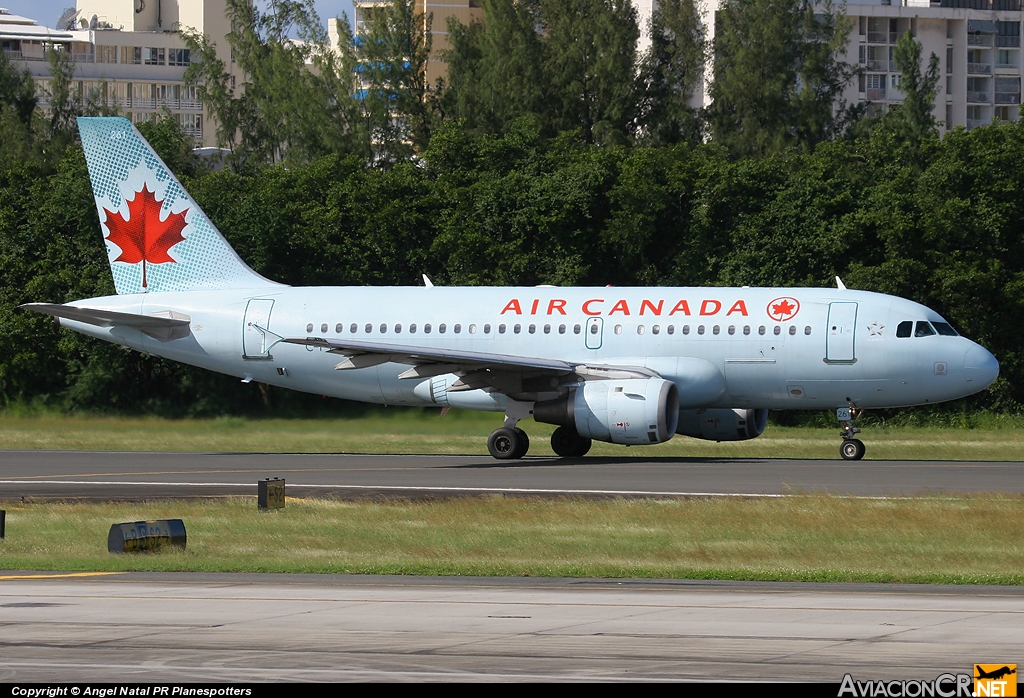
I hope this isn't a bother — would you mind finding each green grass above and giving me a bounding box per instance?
[0,411,1022,459]
[2,496,1023,584]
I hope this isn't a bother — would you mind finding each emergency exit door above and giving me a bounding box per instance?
[826,302,858,363]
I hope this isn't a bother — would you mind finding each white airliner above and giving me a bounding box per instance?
[22,118,1000,460]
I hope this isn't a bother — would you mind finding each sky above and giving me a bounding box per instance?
[2,1,355,33]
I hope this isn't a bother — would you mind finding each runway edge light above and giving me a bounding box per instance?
[108,519,186,554]
[259,478,285,510]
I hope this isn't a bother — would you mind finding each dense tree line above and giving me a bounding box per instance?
[0,0,1021,416]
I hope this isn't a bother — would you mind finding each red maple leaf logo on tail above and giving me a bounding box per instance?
[103,183,189,289]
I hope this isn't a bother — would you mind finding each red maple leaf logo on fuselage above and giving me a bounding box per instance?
[103,183,189,289]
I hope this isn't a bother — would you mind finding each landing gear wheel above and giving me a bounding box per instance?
[488,427,528,460]
[840,438,865,461]
[550,426,592,458]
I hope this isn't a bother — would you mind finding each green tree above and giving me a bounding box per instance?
[184,0,364,165]
[442,0,547,136]
[358,0,434,163]
[638,0,706,146]
[708,0,856,157]
[540,0,640,144]
[0,49,37,127]
[887,29,940,169]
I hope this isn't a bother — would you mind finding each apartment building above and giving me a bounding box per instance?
[0,0,243,145]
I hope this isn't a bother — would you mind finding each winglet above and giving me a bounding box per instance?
[836,276,847,290]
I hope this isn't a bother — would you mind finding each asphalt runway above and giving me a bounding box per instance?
[1,572,1021,682]
[1,450,1022,499]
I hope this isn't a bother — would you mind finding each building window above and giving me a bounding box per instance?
[143,47,164,65]
[168,48,190,66]
[122,46,142,64]
[96,45,117,64]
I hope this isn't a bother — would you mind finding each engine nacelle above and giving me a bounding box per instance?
[676,408,768,441]
[535,378,679,445]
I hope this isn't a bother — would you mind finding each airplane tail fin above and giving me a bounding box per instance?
[77,117,280,295]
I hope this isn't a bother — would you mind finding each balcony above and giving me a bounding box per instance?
[969,62,993,74]
[995,92,1021,103]
[996,36,1021,47]
[967,90,990,102]
[866,88,887,100]
[2,49,22,60]
[868,32,888,44]
[968,35,994,47]
[867,60,887,71]
[72,53,94,63]
[967,119,984,130]
[179,100,202,110]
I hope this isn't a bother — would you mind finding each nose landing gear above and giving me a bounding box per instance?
[837,406,865,460]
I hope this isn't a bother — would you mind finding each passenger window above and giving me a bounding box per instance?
[528,324,536,334]
[614,324,623,335]
[320,323,328,334]
[637,325,646,335]
[395,324,402,333]
[743,326,750,335]
[498,324,505,334]
[514,324,521,334]
[424,323,432,334]
[789,325,796,335]
[697,325,705,335]
[759,326,766,335]
[469,324,477,334]
[484,324,491,334]
[409,323,417,333]
[804,326,811,335]
[682,325,690,335]
[896,321,913,338]
[590,324,598,335]
[306,323,313,333]
[915,321,936,337]
[728,325,735,335]
[652,325,660,335]
[543,324,551,334]
[574,324,581,334]
[667,325,675,335]
[335,323,343,334]
[350,323,357,333]
[380,323,387,333]
[932,322,958,336]
[713,325,720,335]
[774,325,781,336]
[558,324,566,334]
[454,324,461,334]
[365,323,372,333]
[439,323,447,334]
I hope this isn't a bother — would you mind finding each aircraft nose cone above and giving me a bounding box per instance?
[964,344,999,391]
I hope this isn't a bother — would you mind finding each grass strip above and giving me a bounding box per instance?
[1,495,1022,584]
[1,413,1023,459]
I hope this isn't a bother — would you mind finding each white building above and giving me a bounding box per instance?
[1,1,244,145]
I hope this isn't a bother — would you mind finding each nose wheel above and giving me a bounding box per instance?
[840,438,865,460]
[836,406,865,460]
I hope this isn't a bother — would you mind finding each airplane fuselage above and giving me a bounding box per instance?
[56,286,997,414]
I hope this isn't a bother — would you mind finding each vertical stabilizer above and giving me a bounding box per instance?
[77,117,280,295]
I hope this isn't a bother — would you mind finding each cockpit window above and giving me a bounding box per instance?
[896,321,912,338]
[915,321,936,337]
[932,322,958,337]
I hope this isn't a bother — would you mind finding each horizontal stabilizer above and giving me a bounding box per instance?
[21,303,192,342]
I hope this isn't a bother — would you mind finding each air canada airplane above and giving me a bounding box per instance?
[21,118,1000,460]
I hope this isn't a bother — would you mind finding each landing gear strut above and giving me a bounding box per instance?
[487,399,533,460]
[837,406,865,460]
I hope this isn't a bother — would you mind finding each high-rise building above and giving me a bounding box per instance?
[0,0,244,145]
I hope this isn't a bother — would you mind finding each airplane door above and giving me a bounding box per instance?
[826,302,857,363]
[242,298,275,360]
[585,317,604,350]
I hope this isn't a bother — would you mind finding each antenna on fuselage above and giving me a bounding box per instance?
[422,274,434,288]
[836,276,847,290]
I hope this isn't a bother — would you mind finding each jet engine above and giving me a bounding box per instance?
[676,408,768,441]
[535,379,679,445]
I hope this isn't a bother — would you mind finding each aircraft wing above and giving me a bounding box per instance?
[281,336,657,395]
[20,303,192,342]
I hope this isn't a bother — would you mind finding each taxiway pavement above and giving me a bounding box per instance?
[0,450,1022,499]
[1,572,1021,682]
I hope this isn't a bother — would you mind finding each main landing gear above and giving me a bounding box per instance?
[837,406,866,460]
[486,400,593,460]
